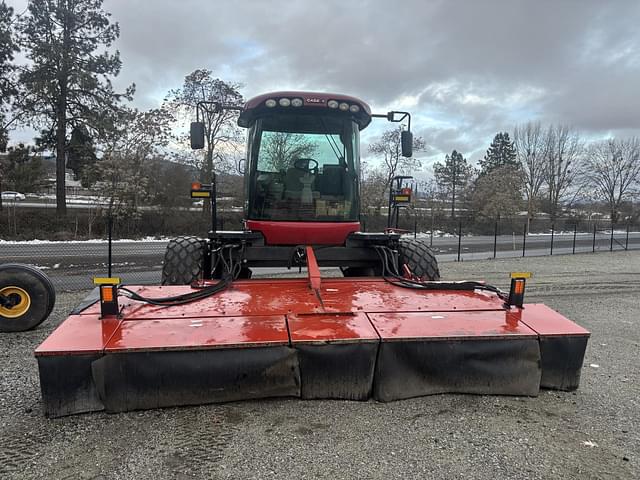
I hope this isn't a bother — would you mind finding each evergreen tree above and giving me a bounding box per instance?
[479,132,518,176]
[0,2,18,152]
[433,150,474,218]
[67,125,97,187]
[17,0,134,215]
[472,165,524,218]
[2,143,46,192]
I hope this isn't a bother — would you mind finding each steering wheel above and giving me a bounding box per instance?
[293,158,319,173]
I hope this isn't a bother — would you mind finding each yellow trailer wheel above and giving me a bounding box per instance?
[0,264,55,332]
[0,286,31,318]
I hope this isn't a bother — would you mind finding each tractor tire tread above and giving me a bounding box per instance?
[161,236,205,285]
[398,237,440,281]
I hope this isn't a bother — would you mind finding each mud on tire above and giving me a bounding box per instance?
[161,236,206,285]
[398,237,440,281]
[0,263,56,333]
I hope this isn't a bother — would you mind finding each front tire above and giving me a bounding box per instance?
[161,236,206,285]
[397,238,440,280]
[0,264,56,332]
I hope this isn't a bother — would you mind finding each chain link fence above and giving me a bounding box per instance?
[1,210,639,291]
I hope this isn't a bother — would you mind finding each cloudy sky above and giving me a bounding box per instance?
[8,0,640,170]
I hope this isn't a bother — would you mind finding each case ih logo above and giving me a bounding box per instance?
[305,97,325,104]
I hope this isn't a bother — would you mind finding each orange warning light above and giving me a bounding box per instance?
[101,285,114,303]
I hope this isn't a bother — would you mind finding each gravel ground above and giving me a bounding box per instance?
[1,251,638,479]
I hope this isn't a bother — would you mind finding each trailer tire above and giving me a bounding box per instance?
[0,264,56,332]
[161,236,206,285]
[398,238,440,281]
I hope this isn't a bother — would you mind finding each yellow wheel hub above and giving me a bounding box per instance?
[0,286,31,318]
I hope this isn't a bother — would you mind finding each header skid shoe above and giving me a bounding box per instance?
[35,278,589,417]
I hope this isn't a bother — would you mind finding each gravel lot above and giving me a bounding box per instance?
[1,251,638,479]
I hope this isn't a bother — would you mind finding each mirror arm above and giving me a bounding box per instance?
[371,111,412,131]
[196,101,243,122]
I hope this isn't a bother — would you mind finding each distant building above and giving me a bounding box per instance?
[43,170,83,196]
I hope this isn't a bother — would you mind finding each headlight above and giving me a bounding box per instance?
[327,100,339,109]
[339,102,349,111]
[349,104,360,113]
[291,98,303,107]
[265,99,277,108]
[279,98,291,107]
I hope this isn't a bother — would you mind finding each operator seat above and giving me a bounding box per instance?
[284,167,305,198]
[318,164,345,197]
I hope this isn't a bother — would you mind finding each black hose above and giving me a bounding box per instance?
[118,245,242,307]
[373,246,507,300]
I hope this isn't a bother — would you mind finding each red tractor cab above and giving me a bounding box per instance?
[169,91,428,282]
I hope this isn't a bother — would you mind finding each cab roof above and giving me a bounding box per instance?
[238,91,372,130]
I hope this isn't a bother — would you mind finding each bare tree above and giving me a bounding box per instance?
[166,69,243,182]
[543,125,583,220]
[260,132,316,172]
[514,121,547,222]
[368,127,425,191]
[97,107,174,219]
[359,161,388,214]
[585,138,640,223]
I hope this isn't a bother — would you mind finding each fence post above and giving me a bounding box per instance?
[522,222,527,257]
[572,223,577,254]
[626,222,630,250]
[457,220,462,262]
[550,223,555,255]
[610,222,614,251]
[107,215,113,278]
[493,220,498,259]
[592,223,597,252]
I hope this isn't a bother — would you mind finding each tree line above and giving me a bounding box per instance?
[452,127,637,223]
[362,124,640,225]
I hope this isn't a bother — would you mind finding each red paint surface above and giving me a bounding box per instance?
[78,279,507,320]
[35,314,122,356]
[36,278,589,356]
[246,220,360,245]
[288,313,378,343]
[519,304,591,337]
[306,246,321,290]
[368,310,538,341]
[104,315,289,352]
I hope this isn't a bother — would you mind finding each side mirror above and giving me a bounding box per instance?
[237,158,246,175]
[190,122,205,149]
[401,130,413,158]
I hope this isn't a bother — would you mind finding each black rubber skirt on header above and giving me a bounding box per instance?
[38,346,300,417]
[373,338,542,402]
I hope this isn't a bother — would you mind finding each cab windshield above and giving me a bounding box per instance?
[247,113,359,221]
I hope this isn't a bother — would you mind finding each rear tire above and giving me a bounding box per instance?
[0,264,56,332]
[397,237,440,281]
[161,236,206,285]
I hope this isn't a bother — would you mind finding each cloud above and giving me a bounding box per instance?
[6,0,640,161]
